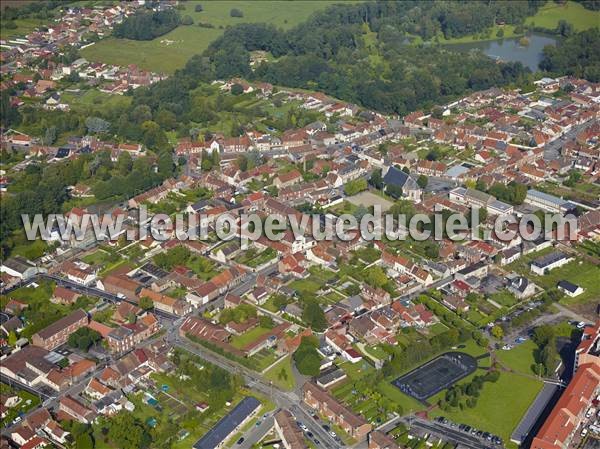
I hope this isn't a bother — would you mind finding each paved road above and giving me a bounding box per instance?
[166,327,341,449]
[543,119,595,161]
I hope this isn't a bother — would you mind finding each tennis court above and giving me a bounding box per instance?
[392,352,477,401]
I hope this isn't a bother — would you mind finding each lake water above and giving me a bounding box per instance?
[448,33,558,72]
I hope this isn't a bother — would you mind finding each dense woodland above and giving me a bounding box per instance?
[540,28,600,82]
[113,9,180,40]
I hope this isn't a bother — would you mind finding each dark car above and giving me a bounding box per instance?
[237,438,245,445]
[322,424,330,431]
[307,432,314,438]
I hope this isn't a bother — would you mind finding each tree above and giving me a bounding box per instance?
[75,432,94,449]
[370,168,383,189]
[230,8,244,17]
[344,178,368,196]
[231,83,244,95]
[106,412,151,449]
[139,296,154,310]
[259,315,275,329]
[116,151,133,175]
[302,299,327,331]
[293,337,321,376]
[44,126,56,145]
[490,325,504,339]
[417,174,428,189]
[496,28,504,38]
[195,4,203,12]
[181,15,194,25]
[7,330,17,346]
[68,327,102,351]
[85,116,110,134]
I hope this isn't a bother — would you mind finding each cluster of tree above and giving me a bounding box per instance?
[1,0,62,22]
[0,150,167,257]
[153,246,191,270]
[293,336,322,376]
[91,153,166,201]
[343,178,368,196]
[439,370,500,411]
[563,170,583,187]
[67,327,102,351]
[476,181,528,205]
[95,412,152,449]
[301,298,327,332]
[170,347,240,407]
[531,324,560,376]
[540,28,600,82]
[113,9,180,40]
[575,0,600,10]
[219,304,258,325]
[61,421,95,449]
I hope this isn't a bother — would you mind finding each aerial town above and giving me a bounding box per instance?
[1,1,599,449]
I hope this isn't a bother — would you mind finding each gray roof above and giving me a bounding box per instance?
[531,252,569,269]
[526,189,567,207]
[445,165,470,178]
[558,280,580,293]
[193,397,260,449]
[383,166,419,193]
[383,166,410,188]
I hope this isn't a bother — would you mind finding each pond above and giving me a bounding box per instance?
[448,33,558,72]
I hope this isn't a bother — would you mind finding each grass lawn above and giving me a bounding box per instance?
[0,384,40,427]
[429,372,543,442]
[496,340,538,376]
[230,326,274,349]
[438,24,524,45]
[525,1,600,31]
[61,89,132,113]
[263,355,296,390]
[81,1,344,73]
[376,381,426,415]
[250,348,280,372]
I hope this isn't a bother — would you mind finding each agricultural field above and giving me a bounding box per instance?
[81,1,344,73]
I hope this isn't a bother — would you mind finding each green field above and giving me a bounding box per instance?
[496,340,538,376]
[230,326,274,349]
[81,1,344,73]
[263,355,296,390]
[526,1,600,31]
[0,17,44,40]
[430,372,543,443]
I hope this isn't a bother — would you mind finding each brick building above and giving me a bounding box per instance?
[302,382,372,441]
[31,309,88,351]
